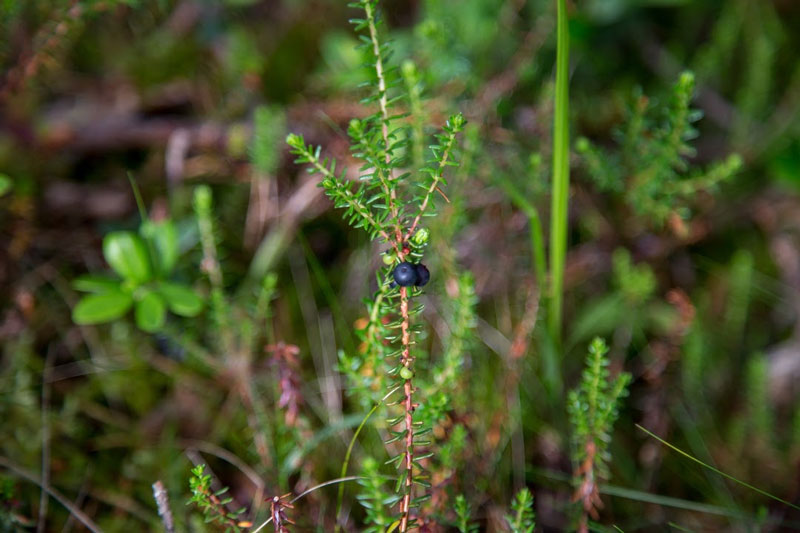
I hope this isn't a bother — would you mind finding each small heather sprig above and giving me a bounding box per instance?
[401,60,426,169]
[193,185,235,353]
[245,105,285,249]
[611,249,656,305]
[405,114,465,240]
[454,495,478,533]
[285,134,395,246]
[251,105,286,175]
[505,488,536,533]
[568,338,631,532]
[577,71,743,225]
[433,273,478,392]
[188,464,245,533]
[413,272,477,445]
[355,457,397,533]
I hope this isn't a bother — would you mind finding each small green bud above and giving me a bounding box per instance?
[417,19,439,40]
[0,173,12,197]
[193,185,212,213]
[227,123,249,158]
[726,153,743,172]
[678,70,695,88]
[399,366,414,380]
[588,337,609,357]
[575,137,590,153]
[401,59,417,80]
[285,133,303,148]
[348,119,363,138]
[412,228,430,246]
[450,112,465,130]
[382,252,395,265]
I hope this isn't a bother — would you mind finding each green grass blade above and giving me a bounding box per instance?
[599,484,747,518]
[636,424,800,511]
[334,386,400,532]
[548,0,571,346]
[495,174,546,286]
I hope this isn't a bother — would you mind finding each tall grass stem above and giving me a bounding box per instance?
[547,0,571,346]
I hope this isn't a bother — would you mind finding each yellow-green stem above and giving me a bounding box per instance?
[548,0,571,346]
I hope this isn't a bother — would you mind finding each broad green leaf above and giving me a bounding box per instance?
[157,282,203,317]
[72,289,133,325]
[103,231,152,284]
[141,219,179,276]
[72,274,121,293]
[0,174,11,197]
[135,290,166,332]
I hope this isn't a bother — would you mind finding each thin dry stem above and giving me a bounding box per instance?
[0,456,102,533]
[152,480,175,533]
[37,350,54,533]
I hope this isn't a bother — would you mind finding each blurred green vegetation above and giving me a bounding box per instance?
[2,0,800,531]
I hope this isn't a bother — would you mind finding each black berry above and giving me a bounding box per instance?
[414,263,430,286]
[392,262,418,287]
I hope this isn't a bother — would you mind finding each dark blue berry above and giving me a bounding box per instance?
[392,262,418,287]
[414,263,430,286]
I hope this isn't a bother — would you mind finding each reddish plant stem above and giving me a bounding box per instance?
[399,286,415,532]
[574,441,601,533]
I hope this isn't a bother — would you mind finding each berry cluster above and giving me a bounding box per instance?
[392,262,430,288]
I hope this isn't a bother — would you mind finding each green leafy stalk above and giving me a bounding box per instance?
[405,113,465,240]
[287,3,464,529]
[577,72,742,225]
[193,185,234,353]
[286,134,396,247]
[505,488,536,533]
[401,60,426,169]
[188,464,244,532]
[359,0,403,241]
[454,495,478,533]
[568,338,631,531]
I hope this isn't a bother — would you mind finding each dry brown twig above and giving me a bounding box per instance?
[151,481,175,533]
[267,342,304,427]
[269,493,294,533]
